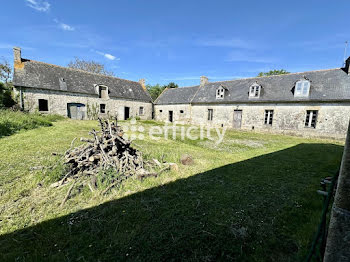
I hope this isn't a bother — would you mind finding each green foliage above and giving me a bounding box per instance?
[86,103,99,120]
[257,69,290,77]
[0,110,64,137]
[67,57,115,76]
[0,82,15,108]
[147,82,178,101]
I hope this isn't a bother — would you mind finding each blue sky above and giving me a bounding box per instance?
[1,0,349,86]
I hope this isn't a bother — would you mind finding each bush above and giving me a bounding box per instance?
[0,110,64,137]
[0,82,15,108]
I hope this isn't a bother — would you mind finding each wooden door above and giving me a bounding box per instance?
[233,110,242,129]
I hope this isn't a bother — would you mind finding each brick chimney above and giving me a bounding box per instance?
[345,56,350,75]
[200,76,208,86]
[13,47,23,69]
[138,79,146,90]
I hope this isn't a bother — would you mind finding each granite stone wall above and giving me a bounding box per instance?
[20,87,153,120]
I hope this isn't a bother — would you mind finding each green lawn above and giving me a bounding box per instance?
[0,119,344,261]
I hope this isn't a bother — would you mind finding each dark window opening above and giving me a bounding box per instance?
[38,99,48,111]
[139,107,144,115]
[159,110,163,113]
[100,104,106,114]
[264,110,274,125]
[180,110,184,113]
[208,109,213,121]
[98,86,108,99]
[305,110,318,128]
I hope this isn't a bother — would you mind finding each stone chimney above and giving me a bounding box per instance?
[200,76,208,86]
[138,79,146,90]
[345,57,350,75]
[13,47,23,69]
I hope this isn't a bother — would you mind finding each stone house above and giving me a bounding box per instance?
[155,58,350,139]
[13,47,152,120]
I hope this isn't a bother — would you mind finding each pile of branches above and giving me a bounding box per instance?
[52,118,169,204]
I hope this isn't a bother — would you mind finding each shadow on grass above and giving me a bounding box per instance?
[0,143,343,261]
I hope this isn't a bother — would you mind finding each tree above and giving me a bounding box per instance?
[0,58,12,83]
[257,69,289,77]
[0,59,15,108]
[163,82,178,89]
[67,57,115,76]
[146,84,165,101]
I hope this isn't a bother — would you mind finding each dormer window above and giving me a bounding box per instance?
[249,83,261,98]
[216,86,225,99]
[294,80,310,97]
[98,85,109,99]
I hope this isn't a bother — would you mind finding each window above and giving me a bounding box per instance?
[139,107,144,115]
[159,110,163,113]
[38,99,48,111]
[208,109,213,121]
[264,110,274,125]
[180,110,184,113]
[295,80,310,97]
[216,86,225,99]
[249,83,261,98]
[100,104,106,114]
[98,86,108,99]
[305,110,318,128]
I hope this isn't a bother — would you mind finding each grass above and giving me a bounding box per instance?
[0,119,344,261]
[0,109,64,138]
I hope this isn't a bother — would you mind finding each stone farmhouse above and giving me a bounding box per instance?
[13,47,152,120]
[155,58,350,139]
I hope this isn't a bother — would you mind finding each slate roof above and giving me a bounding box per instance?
[154,85,199,104]
[156,68,350,104]
[13,59,152,102]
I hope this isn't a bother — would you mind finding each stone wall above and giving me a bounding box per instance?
[154,104,192,124]
[19,87,153,120]
[155,102,350,139]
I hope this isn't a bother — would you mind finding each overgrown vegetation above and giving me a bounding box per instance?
[67,57,115,76]
[0,58,15,108]
[257,69,290,77]
[147,82,178,101]
[0,110,64,137]
[0,119,343,261]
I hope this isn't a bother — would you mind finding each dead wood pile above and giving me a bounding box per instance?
[53,118,170,200]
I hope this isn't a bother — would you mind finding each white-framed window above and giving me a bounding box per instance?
[216,86,225,99]
[249,83,261,98]
[305,110,318,128]
[139,107,144,115]
[295,80,310,97]
[100,104,106,114]
[208,109,213,121]
[264,110,274,125]
[98,85,108,99]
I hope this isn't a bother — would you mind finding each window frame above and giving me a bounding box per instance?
[100,104,106,114]
[38,99,49,112]
[208,109,213,121]
[305,110,318,128]
[139,106,144,116]
[294,80,310,97]
[264,109,274,125]
[216,86,225,99]
[98,85,109,99]
[249,83,261,98]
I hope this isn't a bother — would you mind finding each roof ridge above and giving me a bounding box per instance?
[206,68,340,85]
[23,59,142,85]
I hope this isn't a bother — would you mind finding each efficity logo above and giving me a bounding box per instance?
[123,118,227,144]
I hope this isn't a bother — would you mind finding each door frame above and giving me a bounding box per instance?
[233,109,243,129]
[169,110,173,123]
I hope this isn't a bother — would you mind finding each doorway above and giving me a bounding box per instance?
[67,103,85,120]
[233,110,242,129]
[169,111,173,122]
[124,107,130,120]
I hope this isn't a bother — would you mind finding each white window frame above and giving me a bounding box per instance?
[216,86,225,99]
[294,80,310,97]
[249,84,261,98]
[264,110,274,125]
[208,109,213,121]
[305,110,318,128]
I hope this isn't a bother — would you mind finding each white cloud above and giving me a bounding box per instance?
[25,0,50,12]
[53,19,75,31]
[95,50,120,61]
